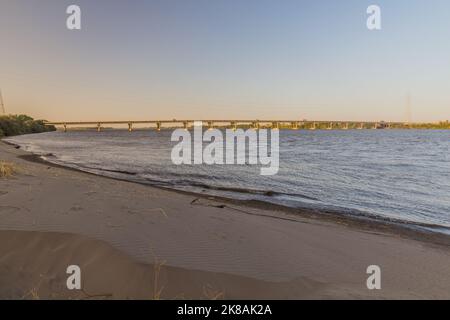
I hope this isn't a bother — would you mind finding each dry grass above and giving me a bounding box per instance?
[21,276,44,300]
[203,285,225,300]
[0,161,17,178]
[152,257,166,300]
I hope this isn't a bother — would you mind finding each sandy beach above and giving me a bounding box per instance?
[1,141,450,299]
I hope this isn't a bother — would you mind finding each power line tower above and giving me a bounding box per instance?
[0,88,5,115]
[405,92,412,127]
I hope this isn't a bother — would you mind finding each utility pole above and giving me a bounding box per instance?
[0,88,5,115]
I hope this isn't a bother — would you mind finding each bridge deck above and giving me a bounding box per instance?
[44,120,406,131]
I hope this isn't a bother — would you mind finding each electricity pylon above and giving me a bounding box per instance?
[406,92,411,126]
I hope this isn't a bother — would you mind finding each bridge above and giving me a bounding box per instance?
[44,120,407,132]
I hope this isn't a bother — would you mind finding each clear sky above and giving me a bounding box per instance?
[0,0,449,122]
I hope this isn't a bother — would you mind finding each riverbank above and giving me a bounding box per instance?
[1,141,450,299]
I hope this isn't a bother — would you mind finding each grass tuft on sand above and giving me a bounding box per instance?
[0,160,17,178]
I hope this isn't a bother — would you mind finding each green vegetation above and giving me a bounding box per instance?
[408,121,450,129]
[0,115,56,138]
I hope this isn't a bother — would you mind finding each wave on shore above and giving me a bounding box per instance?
[4,129,450,235]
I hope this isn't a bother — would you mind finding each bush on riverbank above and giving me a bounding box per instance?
[0,115,56,138]
[0,161,17,178]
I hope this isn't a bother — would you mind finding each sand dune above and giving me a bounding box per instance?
[0,230,327,299]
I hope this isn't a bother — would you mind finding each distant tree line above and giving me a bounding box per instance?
[410,121,450,129]
[0,115,56,137]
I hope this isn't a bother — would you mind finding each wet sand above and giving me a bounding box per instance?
[1,141,450,299]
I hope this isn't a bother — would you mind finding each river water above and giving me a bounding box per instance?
[6,129,450,233]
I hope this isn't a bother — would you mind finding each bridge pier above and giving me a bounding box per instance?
[208,121,214,130]
[97,123,101,132]
[252,121,260,130]
[343,123,349,130]
[327,122,333,130]
[156,122,162,131]
[128,123,133,132]
[183,121,189,130]
[291,122,299,130]
[310,122,316,130]
[358,123,364,130]
[272,122,279,130]
[63,123,67,132]
[231,121,237,131]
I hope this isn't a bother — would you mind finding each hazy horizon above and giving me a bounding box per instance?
[1,0,449,122]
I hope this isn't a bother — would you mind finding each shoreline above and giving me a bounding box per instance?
[1,139,450,299]
[6,139,450,248]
